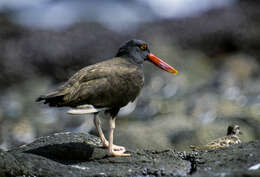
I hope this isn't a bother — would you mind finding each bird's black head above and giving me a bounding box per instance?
[116,39,150,65]
[116,39,178,74]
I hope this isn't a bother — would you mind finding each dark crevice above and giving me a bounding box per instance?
[186,154,198,175]
[178,151,198,175]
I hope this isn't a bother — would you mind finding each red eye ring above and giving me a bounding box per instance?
[140,45,147,50]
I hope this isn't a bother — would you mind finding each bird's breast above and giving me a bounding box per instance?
[109,66,144,107]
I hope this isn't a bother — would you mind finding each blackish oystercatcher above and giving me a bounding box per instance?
[36,39,178,156]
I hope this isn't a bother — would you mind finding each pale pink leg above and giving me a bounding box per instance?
[93,114,127,153]
[93,114,109,147]
[108,117,130,157]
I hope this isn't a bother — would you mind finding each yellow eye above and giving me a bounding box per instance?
[140,44,147,51]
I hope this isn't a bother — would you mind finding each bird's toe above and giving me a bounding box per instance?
[112,145,126,152]
[109,150,131,157]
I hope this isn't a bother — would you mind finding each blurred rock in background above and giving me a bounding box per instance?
[0,0,259,151]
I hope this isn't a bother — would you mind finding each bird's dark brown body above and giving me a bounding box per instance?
[37,39,178,157]
[38,58,144,109]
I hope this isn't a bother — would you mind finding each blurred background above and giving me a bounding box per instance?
[0,0,259,151]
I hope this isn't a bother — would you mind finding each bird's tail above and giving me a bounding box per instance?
[36,91,65,107]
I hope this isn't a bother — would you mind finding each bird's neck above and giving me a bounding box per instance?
[119,55,144,68]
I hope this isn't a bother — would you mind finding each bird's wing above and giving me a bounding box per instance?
[55,58,141,107]
[55,58,122,95]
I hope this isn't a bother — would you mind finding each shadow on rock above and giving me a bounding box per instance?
[25,142,107,164]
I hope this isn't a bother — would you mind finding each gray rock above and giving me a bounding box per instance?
[1,132,260,177]
[0,149,29,177]
[4,132,190,177]
[191,140,260,177]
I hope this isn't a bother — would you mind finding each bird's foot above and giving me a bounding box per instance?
[109,148,131,157]
[105,143,130,157]
[112,145,126,152]
[103,142,126,153]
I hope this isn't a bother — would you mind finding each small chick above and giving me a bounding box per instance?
[190,125,242,151]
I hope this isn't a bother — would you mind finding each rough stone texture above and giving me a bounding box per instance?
[0,149,28,177]
[4,132,190,177]
[190,140,260,177]
[1,132,260,177]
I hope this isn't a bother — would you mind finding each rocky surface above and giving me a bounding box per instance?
[0,132,260,177]
[2,132,190,177]
[0,0,260,153]
[188,140,260,177]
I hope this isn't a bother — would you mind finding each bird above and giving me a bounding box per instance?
[36,39,178,157]
[190,125,242,151]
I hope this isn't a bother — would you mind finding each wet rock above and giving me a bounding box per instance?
[2,132,190,177]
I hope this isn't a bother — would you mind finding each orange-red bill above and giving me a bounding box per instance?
[148,53,178,74]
